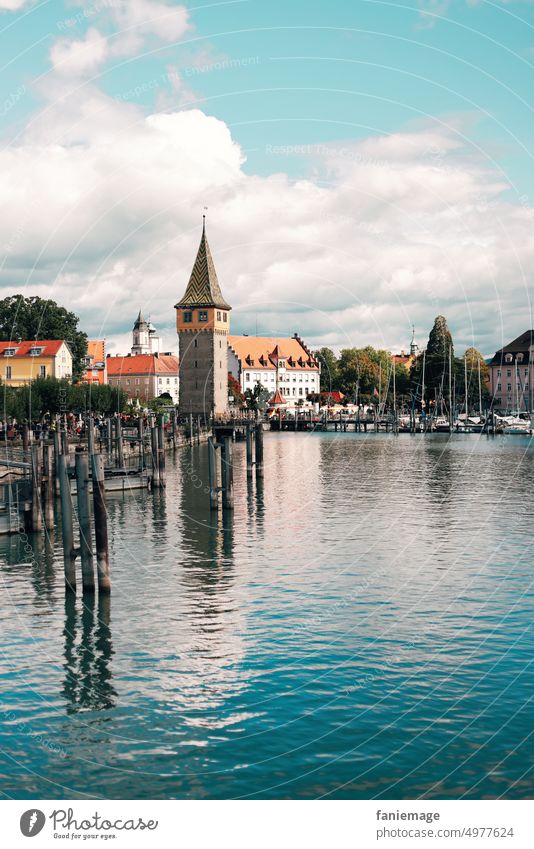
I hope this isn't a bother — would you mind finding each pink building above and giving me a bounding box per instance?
[487,330,534,412]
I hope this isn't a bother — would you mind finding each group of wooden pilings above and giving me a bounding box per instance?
[207,422,264,511]
[57,444,111,596]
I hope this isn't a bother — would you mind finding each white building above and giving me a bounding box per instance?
[131,310,161,356]
[228,334,320,406]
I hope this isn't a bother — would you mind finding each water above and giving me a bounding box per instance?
[0,432,533,800]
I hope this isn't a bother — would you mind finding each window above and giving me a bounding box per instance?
[184,311,193,323]
[219,340,222,348]
[167,378,170,384]
[198,310,208,322]
[497,382,501,391]
[4,348,16,357]
[525,368,529,376]
[223,313,227,322]
[517,353,524,363]
[246,373,250,381]
[5,365,11,379]
[217,311,221,321]
[40,365,46,378]
[507,383,512,391]
[497,369,501,377]
[29,347,43,357]
[126,379,130,385]
[505,353,513,363]
[194,360,198,368]
[507,369,511,377]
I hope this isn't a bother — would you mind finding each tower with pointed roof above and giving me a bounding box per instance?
[175,220,231,416]
[132,310,151,355]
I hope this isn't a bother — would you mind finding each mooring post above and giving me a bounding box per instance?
[255,422,264,479]
[197,415,201,445]
[106,416,112,459]
[246,423,253,477]
[150,421,160,488]
[116,416,124,469]
[53,429,61,495]
[91,453,110,594]
[138,417,145,471]
[189,412,193,446]
[61,428,69,459]
[157,417,166,486]
[220,435,234,510]
[30,443,43,532]
[207,436,218,510]
[87,414,95,457]
[171,410,177,450]
[75,449,95,593]
[22,422,29,453]
[58,453,76,593]
[43,443,54,529]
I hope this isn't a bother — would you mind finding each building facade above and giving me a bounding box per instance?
[487,330,534,411]
[228,334,320,406]
[107,352,179,405]
[0,340,72,386]
[175,221,231,416]
[82,340,107,385]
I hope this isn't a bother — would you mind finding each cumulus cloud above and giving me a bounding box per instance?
[48,0,191,78]
[0,0,32,9]
[1,79,532,358]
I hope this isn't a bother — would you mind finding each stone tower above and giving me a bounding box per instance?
[131,310,150,355]
[175,220,231,416]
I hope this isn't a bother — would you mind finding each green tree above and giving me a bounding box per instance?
[455,347,490,412]
[411,315,454,410]
[0,295,88,380]
[315,347,339,392]
[244,381,271,411]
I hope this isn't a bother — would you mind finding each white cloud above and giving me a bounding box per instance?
[50,27,109,76]
[0,84,533,357]
[0,0,31,9]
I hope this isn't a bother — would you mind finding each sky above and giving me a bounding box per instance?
[0,0,533,356]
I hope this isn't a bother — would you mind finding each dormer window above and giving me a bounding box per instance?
[3,348,16,357]
[279,359,286,368]
[29,347,44,357]
[288,356,295,367]
[516,353,524,363]
[298,357,305,367]
[505,353,513,363]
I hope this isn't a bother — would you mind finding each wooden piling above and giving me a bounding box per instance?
[138,417,145,470]
[189,412,193,446]
[255,422,264,478]
[91,453,110,594]
[58,453,76,593]
[150,423,160,488]
[75,450,95,593]
[22,422,29,452]
[116,416,124,469]
[245,423,253,477]
[53,429,61,495]
[106,417,113,458]
[30,443,43,531]
[220,436,234,510]
[43,443,54,529]
[157,418,166,487]
[61,429,68,458]
[207,436,218,510]
[87,414,95,457]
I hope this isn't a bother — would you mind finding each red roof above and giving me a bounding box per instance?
[0,340,67,357]
[270,388,286,406]
[107,354,178,376]
[320,390,344,403]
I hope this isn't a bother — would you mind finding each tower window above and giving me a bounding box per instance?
[199,310,208,322]
[194,360,198,368]
[223,313,227,322]
[183,311,193,323]
[194,338,198,348]
[217,311,221,321]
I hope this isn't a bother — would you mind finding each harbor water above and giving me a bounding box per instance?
[0,432,532,799]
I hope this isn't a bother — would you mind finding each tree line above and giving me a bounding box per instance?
[315,316,490,411]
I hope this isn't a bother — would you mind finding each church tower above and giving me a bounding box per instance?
[131,310,151,355]
[175,220,231,416]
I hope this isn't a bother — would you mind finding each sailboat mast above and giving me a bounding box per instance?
[464,353,468,418]
[477,358,482,415]
[449,346,453,431]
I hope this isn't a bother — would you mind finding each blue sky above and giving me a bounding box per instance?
[0,0,533,354]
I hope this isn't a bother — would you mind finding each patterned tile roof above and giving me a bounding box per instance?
[228,336,319,371]
[175,222,231,310]
[107,354,178,376]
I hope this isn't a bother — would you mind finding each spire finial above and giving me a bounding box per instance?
[202,206,208,234]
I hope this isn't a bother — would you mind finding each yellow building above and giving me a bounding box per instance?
[0,340,72,386]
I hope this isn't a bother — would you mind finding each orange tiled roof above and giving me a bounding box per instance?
[87,340,105,362]
[107,354,178,376]
[270,388,286,405]
[228,336,319,371]
[0,340,66,357]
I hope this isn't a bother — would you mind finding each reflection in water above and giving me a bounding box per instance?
[62,594,115,713]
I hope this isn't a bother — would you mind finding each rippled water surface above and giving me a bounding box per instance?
[0,432,533,799]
